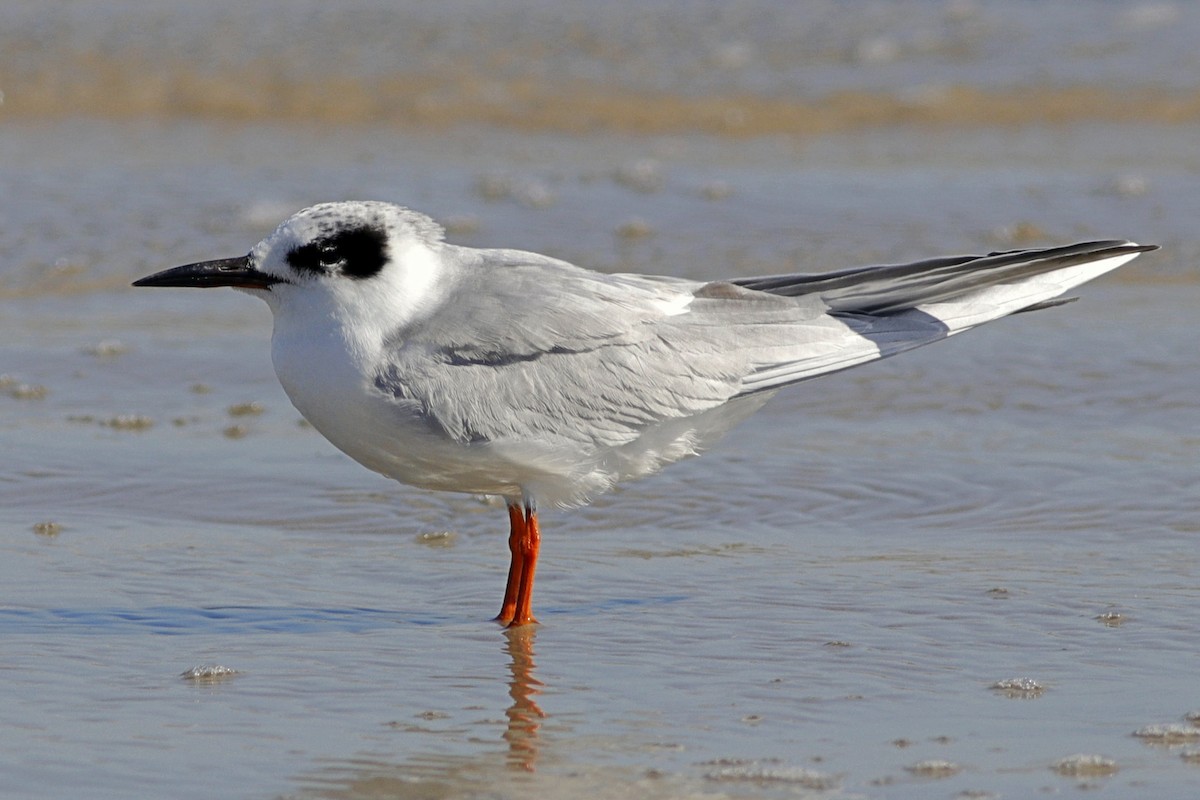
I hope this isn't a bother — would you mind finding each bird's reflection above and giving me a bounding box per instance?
[501,625,545,771]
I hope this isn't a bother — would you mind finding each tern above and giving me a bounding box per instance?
[134,201,1154,626]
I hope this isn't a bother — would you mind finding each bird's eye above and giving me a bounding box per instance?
[329,226,388,280]
[318,246,341,268]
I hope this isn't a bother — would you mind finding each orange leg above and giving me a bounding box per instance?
[508,504,540,627]
[495,503,526,625]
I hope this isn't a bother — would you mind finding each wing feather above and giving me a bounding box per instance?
[373,240,1152,456]
[373,258,843,452]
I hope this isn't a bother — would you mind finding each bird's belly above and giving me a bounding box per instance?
[270,332,768,507]
[286,378,525,495]
[272,345,594,502]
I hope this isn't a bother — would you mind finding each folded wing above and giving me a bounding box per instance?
[376,240,1152,461]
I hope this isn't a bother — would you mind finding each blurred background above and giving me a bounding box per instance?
[3,0,1199,292]
[2,3,1198,799]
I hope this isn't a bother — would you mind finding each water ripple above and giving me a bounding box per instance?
[0,606,446,635]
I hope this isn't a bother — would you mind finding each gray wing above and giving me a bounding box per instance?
[373,247,865,452]
[403,248,676,365]
[374,239,1151,450]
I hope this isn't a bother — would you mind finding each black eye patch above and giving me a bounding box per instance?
[286,225,388,280]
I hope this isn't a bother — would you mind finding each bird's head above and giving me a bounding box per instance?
[134,201,449,333]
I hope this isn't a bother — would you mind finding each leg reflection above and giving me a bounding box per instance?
[502,625,545,771]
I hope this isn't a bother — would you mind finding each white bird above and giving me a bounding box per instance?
[134,201,1155,626]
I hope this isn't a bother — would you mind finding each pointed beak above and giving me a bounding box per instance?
[133,255,280,290]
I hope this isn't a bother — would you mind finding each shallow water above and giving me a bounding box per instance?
[3,3,1200,799]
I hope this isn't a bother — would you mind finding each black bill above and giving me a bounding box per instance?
[133,255,280,289]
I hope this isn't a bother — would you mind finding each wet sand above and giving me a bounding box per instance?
[2,3,1200,798]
